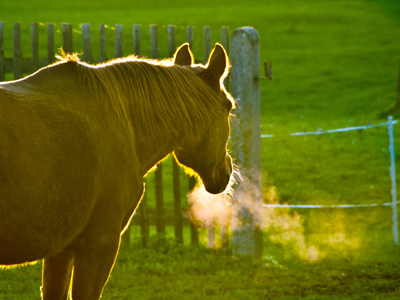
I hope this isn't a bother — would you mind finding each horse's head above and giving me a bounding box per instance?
[173,43,234,194]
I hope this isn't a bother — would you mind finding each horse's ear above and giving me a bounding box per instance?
[173,43,194,66]
[204,43,229,82]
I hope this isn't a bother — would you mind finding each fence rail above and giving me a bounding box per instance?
[261,119,399,138]
[262,201,400,208]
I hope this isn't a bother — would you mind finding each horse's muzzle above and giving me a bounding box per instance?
[204,154,232,194]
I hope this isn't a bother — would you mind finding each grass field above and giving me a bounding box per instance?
[2,239,400,299]
[1,0,400,299]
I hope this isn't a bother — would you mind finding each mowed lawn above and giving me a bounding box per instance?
[1,0,400,299]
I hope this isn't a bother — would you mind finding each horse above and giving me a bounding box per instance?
[0,42,235,299]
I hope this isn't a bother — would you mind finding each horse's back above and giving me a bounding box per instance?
[0,64,140,265]
[0,74,99,263]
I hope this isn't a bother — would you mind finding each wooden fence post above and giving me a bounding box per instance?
[221,27,229,52]
[186,26,199,247]
[168,25,184,244]
[150,25,165,235]
[155,165,165,235]
[132,23,148,245]
[186,26,193,50]
[113,23,130,245]
[81,23,93,63]
[132,25,149,246]
[0,22,4,81]
[230,27,263,258]
[47,23,55,64]
[189,176,199,247]
[13,23,23,80]
[168,25,175,57]
[150,25,158,58]
[139,180,149,246]
[115,24,123,58]
[31,23,39,73]
[204,26,211,64]
[114,23,131,245]
[202,26,216,248]
[62,23,73,54]
[133,25,140,56]
[172,160,183,243]
[99,24,107,62]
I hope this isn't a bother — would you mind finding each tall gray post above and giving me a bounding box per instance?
[230,27,263,258]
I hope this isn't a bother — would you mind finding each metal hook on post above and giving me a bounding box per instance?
[259,61,273,80]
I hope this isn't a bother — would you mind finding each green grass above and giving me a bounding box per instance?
[1,0,400,298]
[2,237,400,299]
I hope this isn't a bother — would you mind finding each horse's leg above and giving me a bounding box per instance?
[70,234,120,300]
[41,251,74,300]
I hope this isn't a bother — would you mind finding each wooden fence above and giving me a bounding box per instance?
[0,22,229,79]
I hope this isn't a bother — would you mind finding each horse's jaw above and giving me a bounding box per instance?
[137,138,178,177]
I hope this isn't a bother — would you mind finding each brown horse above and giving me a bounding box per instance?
[0,43,234,299]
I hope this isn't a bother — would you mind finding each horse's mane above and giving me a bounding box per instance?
[56,53,232,141]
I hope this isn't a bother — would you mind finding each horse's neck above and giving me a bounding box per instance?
[137,136,178,177]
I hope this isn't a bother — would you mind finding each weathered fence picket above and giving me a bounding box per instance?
[133,24,140,56]
[188,176,199,246]
[81,24,93,63]
[0,22,4,81]
[47,23,55,64]
[13,23,23,80]
[115,24,123,58]
[0,23,263,253]
[202,26,215,249]
[131,24,149,246]
[185,26,200,247]
[99,24,107,62]
[168,25,175,56]
[168,24,185,244]
[138,182,149,246]
[150,25,158,59]
[62,23,73,54]
[30,23,39,73]
[204,26,211,64]
[172,158,183,244]
[155,165,165,235]
[221,26,229,51]
[186,26,193,50]
[149,24,166,236]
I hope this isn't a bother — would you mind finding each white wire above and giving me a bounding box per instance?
[262,201,400,209]
[261,120,398,138]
